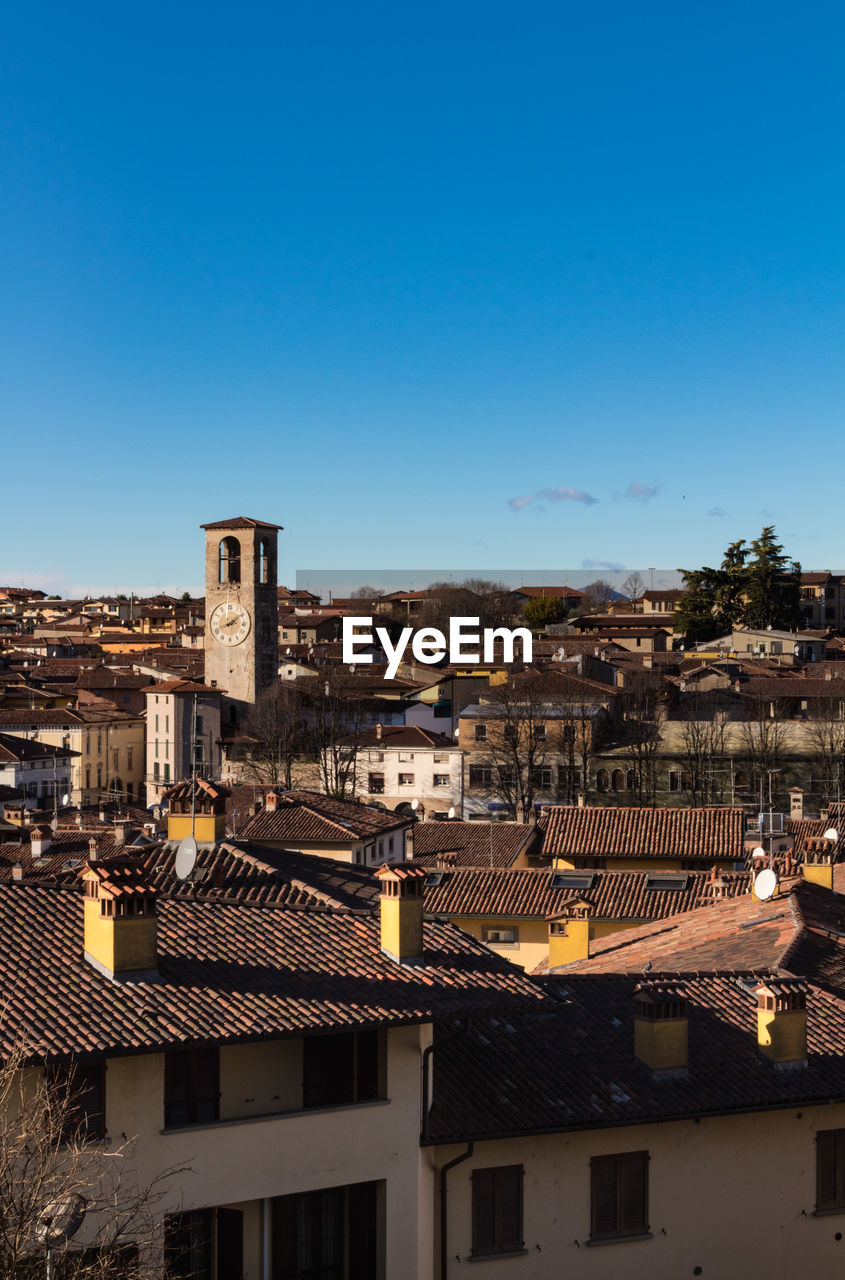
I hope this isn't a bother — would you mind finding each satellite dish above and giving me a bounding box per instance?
[754,868,778,901]
[751,846,767,860]
[824,828,839,842]
[447,807,457,819]
[50,817,58,833]
[36,1194,86,1246]
[411,799,419,811]
[61,794,70,807]
[174,836,198,882]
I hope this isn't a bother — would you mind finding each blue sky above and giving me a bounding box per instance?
[2,2,844,595]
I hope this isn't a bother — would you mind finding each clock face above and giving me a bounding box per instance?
[209,601,252,646]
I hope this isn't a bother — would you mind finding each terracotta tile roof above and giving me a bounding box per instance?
[425,973,845,1143]
[556,878,845,997]
[357,725,455,749]
[422,866,750,921]
[410,820,541,868]
[0,733,77,763]
[0,883,544,1060]
[540,805,745,862]
[141,679,218,695]
[237,790,412,844]
[200,516,283,530]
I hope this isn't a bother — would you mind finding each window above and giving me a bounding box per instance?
[165,1209,213,1280]
[398,773,415,786]
[218,536,241,584]
[646,873,689,891]
[590,1151,649,1242]
[468,765,493,788]
[474,724,487,742]
[482,925,518,946]
[531,766,552,789]
[471,1165,523,1258]
[153,762,159,782]
[562,725,576,744]
[433,774,450,787]
[368,773,385,794]
[47,1058,106,1142]
[595,769,609,792]
[397,751,414,762]
[127,746,133,769]
[551,872,595,890]
[164,763,171,783]
[433,753,449,763]
[817,1129,845,1212]
[302,1030,382,1109]
[258,537,271,585]
[271,1182,380,1280]
[534,725,546,741]
[164,1047,219,1127]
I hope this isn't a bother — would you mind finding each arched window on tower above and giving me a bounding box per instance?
[219,537,241,584]
[258,537,271,584]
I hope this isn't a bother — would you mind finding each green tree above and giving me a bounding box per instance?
[676,528,800,641]
[523,596,572,628]
[743,527,801,631]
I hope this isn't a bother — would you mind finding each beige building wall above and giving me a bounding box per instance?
[432,1101,845,1279]
[96,1023,431,1278]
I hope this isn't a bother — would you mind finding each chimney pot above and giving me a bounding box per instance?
[634,981,689,1075]
[755,979,807,1069]
[264,791,278,812]
[11,864,23,881]
[375,863,426,963]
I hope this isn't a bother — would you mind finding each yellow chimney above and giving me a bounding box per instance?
[375,863,426,964]
[802,839,835,891]
[165,778,228,843]
[81,858,158,980]
[755,979,807,1069]
[634,981,688,1075]
[547,900,592,967]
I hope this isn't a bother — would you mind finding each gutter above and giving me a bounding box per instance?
[439,1141,473,1280]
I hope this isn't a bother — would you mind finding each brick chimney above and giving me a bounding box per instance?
[113,821,127,849]
[634,981,689,1076]
[547,900,592,966]
[29,827,52,858]
[81,858,159,981]
[789,787,804,821]
[375,863,426,964]
[755,979,807,1070]
[88,836,100,863]
[264,791,279,812]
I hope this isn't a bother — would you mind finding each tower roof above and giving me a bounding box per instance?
[201,516,283,531]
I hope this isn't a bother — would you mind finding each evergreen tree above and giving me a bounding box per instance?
[743,526,801,630]
[676,527,801,641]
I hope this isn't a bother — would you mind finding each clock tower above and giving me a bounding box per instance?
[202,516,282,723]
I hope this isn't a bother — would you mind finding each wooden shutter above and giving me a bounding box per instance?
[591,1155,619,1240]
[194,1047,220,1124]
[472,1169,497,1255]
[355,1030,380,1102]
[497,1165,523,1252]
[817,1129,845,1211]
[472,1166,522,1256]
[164,1050,190,1128]
[618,1152,648,1236]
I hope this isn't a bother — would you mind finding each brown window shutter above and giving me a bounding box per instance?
[817,1129,843,1211]
[618,1152,649,1236]
[591,1155,619,1240]
[497,1165,523,1252]
[472,1169,497,1254]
